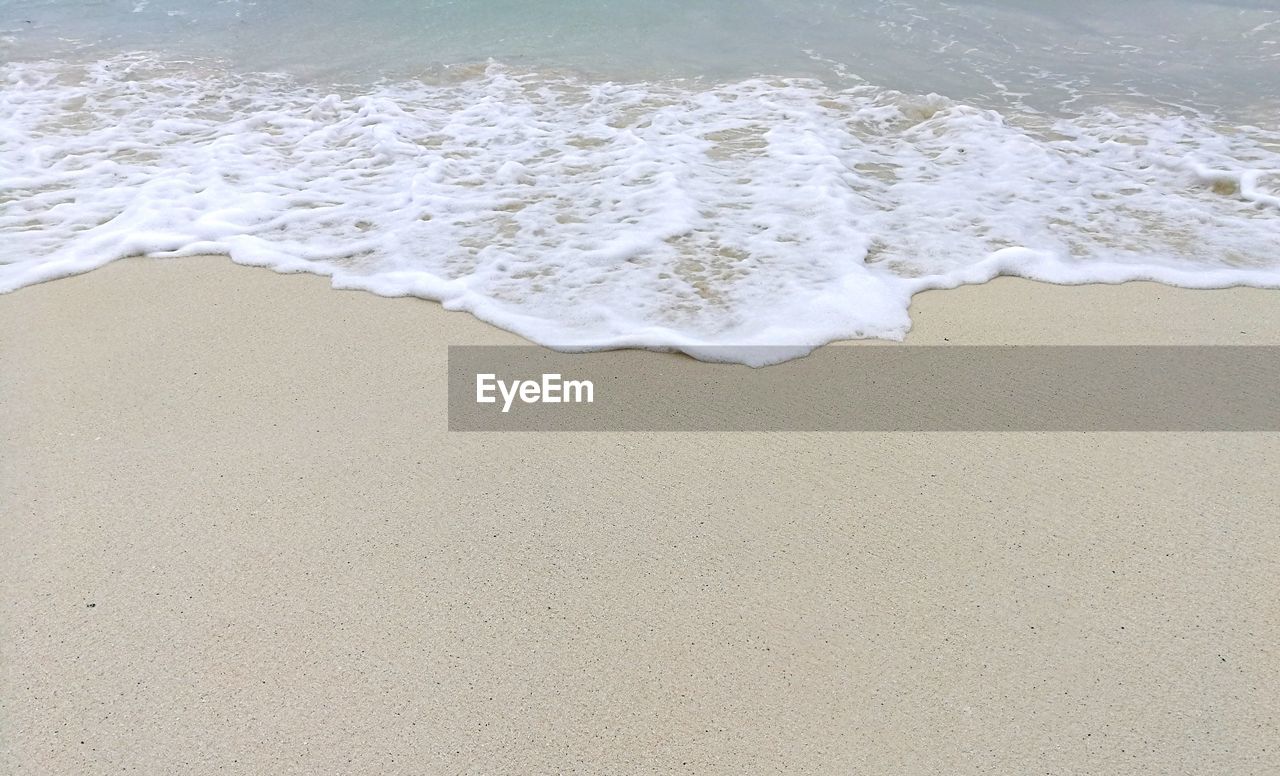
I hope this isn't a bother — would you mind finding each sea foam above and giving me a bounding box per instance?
[2,56,1278,364]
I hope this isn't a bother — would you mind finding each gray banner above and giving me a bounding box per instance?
[447,346,1280,432]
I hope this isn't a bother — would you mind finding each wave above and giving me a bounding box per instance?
[2,56,1278,364]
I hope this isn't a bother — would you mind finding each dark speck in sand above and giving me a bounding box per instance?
[86,602,96,608]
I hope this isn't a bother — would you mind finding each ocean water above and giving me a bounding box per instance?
[2,1,1278,363]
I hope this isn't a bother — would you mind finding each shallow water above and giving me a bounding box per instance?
[2,1,1278,362]
[5,0,1278,114]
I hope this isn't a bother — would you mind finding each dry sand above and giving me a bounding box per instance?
[2,256,1278,774]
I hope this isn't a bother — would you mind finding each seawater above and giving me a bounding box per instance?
[2,1,1278,363]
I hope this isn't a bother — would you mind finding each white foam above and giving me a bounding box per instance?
[2,56,1278,364]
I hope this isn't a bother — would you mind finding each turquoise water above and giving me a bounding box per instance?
[2,1,1278,362]
[5,0,1278,113]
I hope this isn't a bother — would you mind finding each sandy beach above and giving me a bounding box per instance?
[2,256,1278,774]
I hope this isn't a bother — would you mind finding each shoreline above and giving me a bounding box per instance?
[3,256,1278,774]
[5,254,1280,350]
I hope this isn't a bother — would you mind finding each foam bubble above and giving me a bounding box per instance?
[2,56,1278,364]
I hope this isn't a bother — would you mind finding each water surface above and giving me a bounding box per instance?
[2,1,1278,362]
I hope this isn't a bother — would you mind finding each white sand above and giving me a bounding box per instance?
[2,257,1278,774]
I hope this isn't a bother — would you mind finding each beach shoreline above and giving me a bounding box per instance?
[2,256,1278,774]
